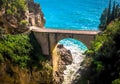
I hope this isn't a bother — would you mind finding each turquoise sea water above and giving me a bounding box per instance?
[34,0,110,50]
[35,0,109,30]
[34,0,119,50]
[59,38,88,51]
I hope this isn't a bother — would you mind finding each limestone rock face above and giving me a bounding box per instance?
[0,0,45,34]
[27,0,45,27]
[52,44,73,84]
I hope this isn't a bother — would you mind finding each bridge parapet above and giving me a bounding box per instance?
[31,26,100,35]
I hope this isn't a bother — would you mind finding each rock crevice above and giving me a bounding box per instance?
[52,44,73,84]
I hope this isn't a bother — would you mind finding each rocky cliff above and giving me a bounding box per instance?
[0,0,45,34]
[27,0,45,27]
[52,44,73,84]
[0,33,53,84]
[0,1,54,84]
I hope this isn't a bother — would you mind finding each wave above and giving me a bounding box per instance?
[58,38,87,84]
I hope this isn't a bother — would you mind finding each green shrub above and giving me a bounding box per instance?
[14,0,27,11]
[112,79,120,84]
[20,20,28,26]
[0,33,47,69]
[6,9,13,15]
[0,53,4,62]
[2,0,27,15]
[94,61,104,72]
[0,34,32,68]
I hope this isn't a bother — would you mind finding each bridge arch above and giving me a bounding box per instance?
[33,31,97,55]
[31,27,99,55]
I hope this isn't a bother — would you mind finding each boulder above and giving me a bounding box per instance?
[53,44,73,84]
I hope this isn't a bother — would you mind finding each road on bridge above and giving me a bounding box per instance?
[30,26,101,35]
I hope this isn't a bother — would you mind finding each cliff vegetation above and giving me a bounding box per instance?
[99,0,120,31]
[0,33,53,84]
[0,0,52,84]
[0,0,45,34]
[87,19,120,84]
[83,1,120,84]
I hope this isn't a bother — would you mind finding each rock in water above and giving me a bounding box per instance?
[52,44,73,84]
[62,43,86,84]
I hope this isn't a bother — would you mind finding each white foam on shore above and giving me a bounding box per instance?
[58,38,87,84]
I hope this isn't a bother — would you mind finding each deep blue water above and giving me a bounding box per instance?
[35,0,110,30]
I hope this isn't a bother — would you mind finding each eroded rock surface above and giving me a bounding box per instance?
[0,0,45,34]
[53,44,73,84]
[27,0,45,27]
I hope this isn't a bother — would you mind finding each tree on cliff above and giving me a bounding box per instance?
[86,18,120,84]
[1,0,27,14]
[99,0,120,31]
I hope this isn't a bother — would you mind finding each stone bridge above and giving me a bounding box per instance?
[31,26,100,55]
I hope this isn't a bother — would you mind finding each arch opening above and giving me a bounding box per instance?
[58,38,88,83]
[58,38,88,52]
[52,38,88,84]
